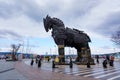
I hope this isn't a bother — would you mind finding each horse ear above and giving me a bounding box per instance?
[46,15,51,20]
[46,15,49,19]
[46,15,48,18]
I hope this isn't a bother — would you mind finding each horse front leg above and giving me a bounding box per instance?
[57,39,65,63]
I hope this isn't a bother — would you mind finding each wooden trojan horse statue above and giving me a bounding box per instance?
[43,15,94,64]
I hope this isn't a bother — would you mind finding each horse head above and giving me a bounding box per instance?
[43,15,65,32]
[43,15,52,32]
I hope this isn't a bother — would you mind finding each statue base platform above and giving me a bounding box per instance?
[74,62,95,65]
[55,62,70,65]
[74,57,95,65]
[6,59,18,61]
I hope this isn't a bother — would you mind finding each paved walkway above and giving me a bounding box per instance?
[4,59,120,80]
[0,60,28,80]
[24,59,120,80]
[15,60,99,80]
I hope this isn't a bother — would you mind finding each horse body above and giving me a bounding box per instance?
[43,15,94,64]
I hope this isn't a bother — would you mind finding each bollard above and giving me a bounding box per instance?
[109,60,113,67]
[30,59,34,66]
[52,60,55,68]
[38,59,41,68]
[103,59,107,68]
[87,61,90,68]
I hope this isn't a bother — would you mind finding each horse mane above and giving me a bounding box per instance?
[52,17,65,27]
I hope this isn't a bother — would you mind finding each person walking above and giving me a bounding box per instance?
[35,57,38,64]
[38,59,41,68]
[52,60,55,68]
[30,58,34,66]
[87,60,91,68]
[109,55,114,67]
[96,55,99,64]
[69,57,73,68]
[103,59,107,68]
[106,55,110,62]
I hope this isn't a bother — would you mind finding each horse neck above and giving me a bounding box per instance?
[52,23,65,30]
[51,18,65,27]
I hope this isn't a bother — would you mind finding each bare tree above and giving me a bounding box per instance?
[111,31,120,47]
[11,44,21,61]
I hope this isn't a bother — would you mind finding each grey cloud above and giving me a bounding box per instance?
[0,0,44,22]
[0,0,100,23]
[92,12,120,37]
[104,12,120,28]
[0,2,21,19]
[70,0,99,16]
[0,0,119,38]
[16,0,45,22]
[0,30,23,40]
[57,0,100,22]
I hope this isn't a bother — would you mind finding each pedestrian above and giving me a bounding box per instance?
[87,60,91,68]
[106,55,110,62]
[109,55,114,67]
[52,60,55,68]
[30,58,34,66]
[35,57,38,64]
[96,55,99,64]
[48,57,50,62]
[103,59,107,68]
[69,57,73,68]
[38,59,41,68]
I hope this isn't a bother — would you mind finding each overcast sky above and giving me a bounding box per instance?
[0,0,120,55]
